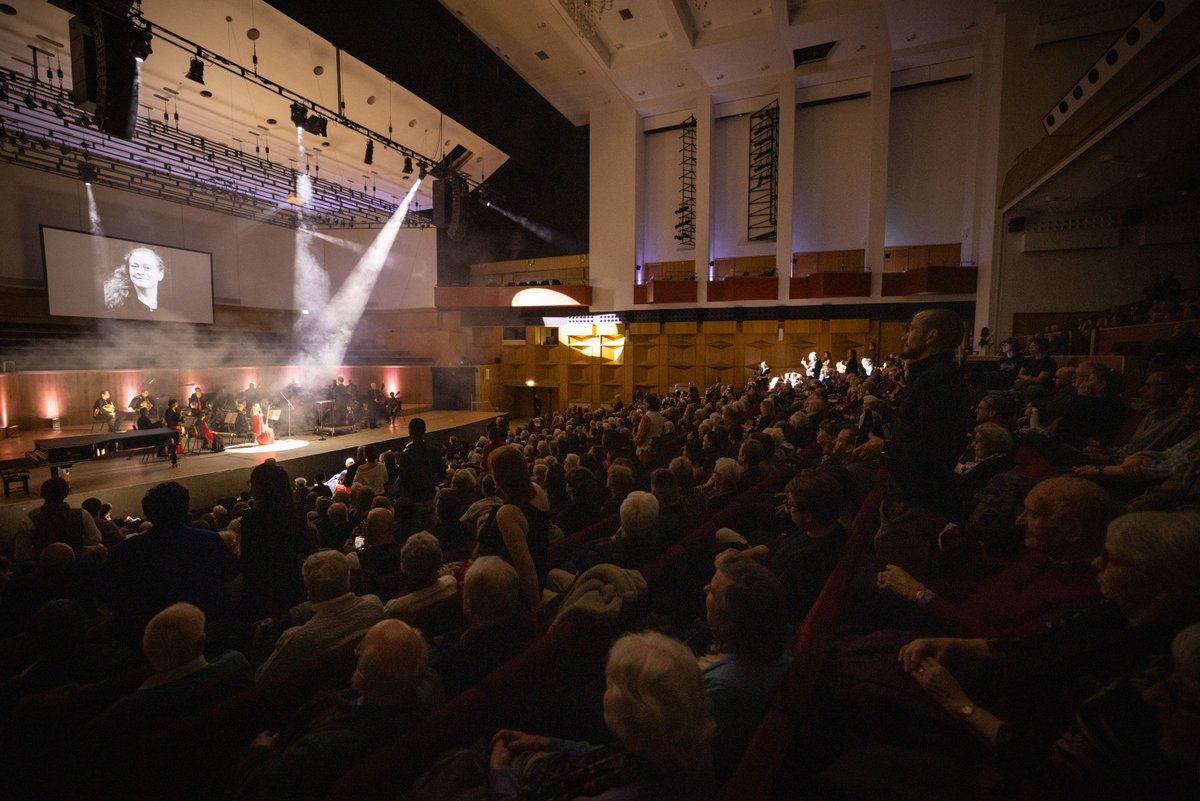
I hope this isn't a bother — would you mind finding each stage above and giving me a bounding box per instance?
[0,409,498,531]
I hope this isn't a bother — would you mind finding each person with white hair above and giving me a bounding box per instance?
[383,532,457,622]
[255,551,382,683]
[489,631,714,799]
[433,556,535,697]
[80,603,250,792]
[704,456,742,516]
[1142,622,1200,794]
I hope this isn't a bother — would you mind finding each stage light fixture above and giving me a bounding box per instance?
[303,115,327,137]
[24,92,35,110]
[78,162,98,185]
[186,52,205,84]
[402,156,413,175]
[0,81,8,101]
[364,139,373,165]
[129,24,153,62]
[418,161,427,179]
[290,102,308,128]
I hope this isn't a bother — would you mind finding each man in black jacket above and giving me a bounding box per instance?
[395,417,445,530]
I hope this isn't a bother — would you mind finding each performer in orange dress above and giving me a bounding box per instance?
[251,403,275,446]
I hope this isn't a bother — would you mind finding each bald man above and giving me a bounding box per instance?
[346,507,403,576]
[237,619,442,801]
[857,308,972,519]
[81,604,250,793]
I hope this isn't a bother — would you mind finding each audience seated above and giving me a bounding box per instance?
[432,556,535,698]
[346,507,403,577]
[383,532,457,622]
[235,619,442,801]
[698,558,791,783]
[485,631,714,801]
[80,603,250,794]
[10,477,105,564]
[256,551,382,683]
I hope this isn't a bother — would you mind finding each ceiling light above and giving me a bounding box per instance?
[290,102,308,128]
[186,52,205,84]
[418,162,428,179]
[129,24,153,62]
[303,115,328,137]
[78,162,98,185]
[402,156,413,175]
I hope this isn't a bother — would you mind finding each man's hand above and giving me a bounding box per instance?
[489,729,549,770]
[908,657,972,717]
[877,564,926,602]
[851,433,886,461]
[250,731,280,750]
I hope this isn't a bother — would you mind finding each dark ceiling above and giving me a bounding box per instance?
[268,0,590,278]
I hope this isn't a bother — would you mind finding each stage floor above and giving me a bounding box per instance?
[0,409,499,531]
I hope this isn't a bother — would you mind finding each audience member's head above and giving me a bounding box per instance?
[141,482,191,527]
[705,558,789,663]
[902,308,965,361]
[301,550,352,603]
[786,469,844,529]
[1143,622,1200,781]
[351,619,429,707]
[400,532,443,591]
[710,457,741,492]
[38,541,76,570]
[39,477,71,505]
[142,603,206,675]
[1100,512,1200,624]
[363,508,396,546]
[651,468,681,506]
[971,422,1014,461]
[619,491,660,541]
[489,445,534,505]
[328,502,349,524]
[1019,476,1122,561]
[463,555,520,625]
[603,631,713,773]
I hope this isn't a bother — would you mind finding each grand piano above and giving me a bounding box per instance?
[33,428,181,472]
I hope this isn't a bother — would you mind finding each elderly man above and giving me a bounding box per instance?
[81,604,250,791]
[255,551,382,683]
[237,619,442,801]
[877,476,1121,638]
[433,557,536,698]
[1084,365,1197,465]
[347,507,403,575]
[383,532,457,622]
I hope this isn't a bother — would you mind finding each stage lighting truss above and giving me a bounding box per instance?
[0,70,430,230]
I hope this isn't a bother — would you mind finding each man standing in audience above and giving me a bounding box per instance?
[236,619,442,801]
[255,551,382,683]
[395,418,444,530]
[99,481,241,647]
[855,308,971,519]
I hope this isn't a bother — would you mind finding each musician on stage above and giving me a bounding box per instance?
[251,403,275,446]
[163,398,185,456]
[135,407,156,430]
[188,386,205,411]
[366,382,384,429]
[234,400,251,438]
[129,389,156,419]
[92,390,119,432]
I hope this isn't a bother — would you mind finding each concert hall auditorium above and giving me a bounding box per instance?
[1,1,1199,799]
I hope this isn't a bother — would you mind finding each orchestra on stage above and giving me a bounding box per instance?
[74,375,405,458]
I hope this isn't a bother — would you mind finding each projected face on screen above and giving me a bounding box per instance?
[42,227,215,324]
[103,246,170,317]
[126,247,165,294]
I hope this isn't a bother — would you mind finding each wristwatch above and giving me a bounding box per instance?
[957,704,975,720]
[915,588,935,608]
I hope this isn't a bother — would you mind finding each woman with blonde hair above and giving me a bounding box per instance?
[489,630,714,800]
[475,444,550,609]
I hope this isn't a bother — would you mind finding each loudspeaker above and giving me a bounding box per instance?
[89,11,141,140]
[432,177,469,240]
[447,179,469,241]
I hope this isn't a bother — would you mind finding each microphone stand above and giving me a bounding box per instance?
[279,391,295,438]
